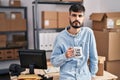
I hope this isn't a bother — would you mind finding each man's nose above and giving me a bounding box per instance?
[75,15,80,20]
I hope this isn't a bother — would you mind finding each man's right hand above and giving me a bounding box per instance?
[65,48,74,58]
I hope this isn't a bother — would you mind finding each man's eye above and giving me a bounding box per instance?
[71,14,83,17]
[79,15,83,17]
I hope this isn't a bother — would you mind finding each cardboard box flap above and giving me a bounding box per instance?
[106,12,120,18]
[90,13,105,21]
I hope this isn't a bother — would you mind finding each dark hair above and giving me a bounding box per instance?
[69,3,85,13]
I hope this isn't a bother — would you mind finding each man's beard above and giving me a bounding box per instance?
[70,20,83,29]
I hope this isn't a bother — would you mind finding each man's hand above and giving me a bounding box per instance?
[65,48,74,58]
[91,76,96,80]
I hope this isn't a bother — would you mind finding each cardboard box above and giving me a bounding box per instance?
[57,12,69,28]
[10,19,26,31]
[0,50,5,60]
[13,49,19,59]
[0,35,7,48]
[7,41,27,48]
[7,42,16,47]
[12,34,26,42]
[94,30,120,61]
[42,11,57,28]
[0,13,6,31]
[96,56,106,76]
[61,0,83,2]
[0,19,10,31]
[40,0,60,1]
[90,12,120,31]
[0,13,10,31]
[0,12,6,19]
[15,41,27,47]
[10,12,22,19]
[4,49,14,60]
[9,0,21,7]
[88,56,106,76]
[105,61,120,80]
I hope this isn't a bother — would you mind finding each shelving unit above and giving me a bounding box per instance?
[32,0,83,50]
[32,1,82,5]
[0,6,28,61]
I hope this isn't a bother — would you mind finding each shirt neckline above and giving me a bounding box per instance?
[65,26,82,37]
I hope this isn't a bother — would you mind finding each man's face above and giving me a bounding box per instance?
[69,11,85,29]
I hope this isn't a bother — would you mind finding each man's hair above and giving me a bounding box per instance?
[69,3,85,13]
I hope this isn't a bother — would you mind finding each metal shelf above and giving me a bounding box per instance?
[0,6,27,9]
[0,31,27,33]
[0,6,28,61]
[34,28,64,32]
[32,1,82,5]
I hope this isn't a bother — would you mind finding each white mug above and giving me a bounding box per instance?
[73,47,83,58]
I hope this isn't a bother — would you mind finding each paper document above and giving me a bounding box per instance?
[44,67,60,73]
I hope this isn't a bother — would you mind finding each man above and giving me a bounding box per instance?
[50,3,98,80]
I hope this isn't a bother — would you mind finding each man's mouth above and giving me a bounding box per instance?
[73,22,80,26]
[73,20,80,25]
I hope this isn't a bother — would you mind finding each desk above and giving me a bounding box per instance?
[11,69,118,80]
[11,61,118,80]
[93,71,118,80]
[18,74,42,80]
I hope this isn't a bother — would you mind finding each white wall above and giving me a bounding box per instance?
[100,0,120,12]
[84,0,101,27]
[1,0,120,48]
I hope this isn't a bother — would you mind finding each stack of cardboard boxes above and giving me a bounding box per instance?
[0,49,19,60]
[10,12,26,31]
[0,0,21,7]
[42,11,58,29]
[0,12,25,31]
[0,12,9,31]
[0,0,27,61]
[61,0,83,2]
[0,35,7,48]
[9,0,21,7]
[0,12,27,46]
[90,12,120,80]
[40,0,83,2]
[42,11,69,29]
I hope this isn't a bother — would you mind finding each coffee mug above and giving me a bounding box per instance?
[73,47,83,58]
